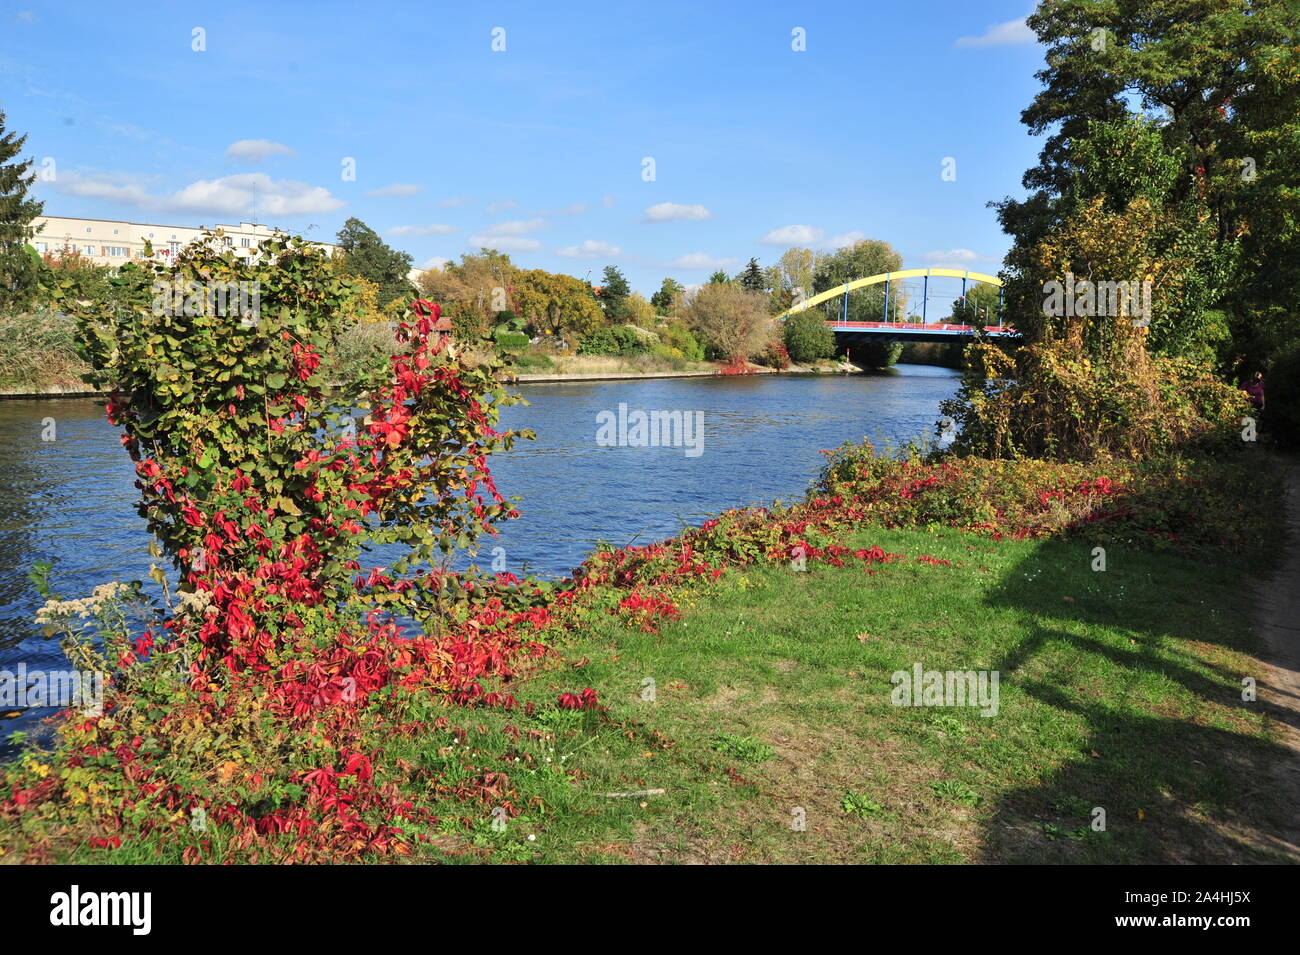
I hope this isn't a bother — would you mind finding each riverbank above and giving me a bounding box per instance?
[1,441,1289,863]
[514,357,858,383]
[0,359,866,397]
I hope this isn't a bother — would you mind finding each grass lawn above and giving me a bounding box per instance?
[354,524,1288,865]
[27,487,1290,866]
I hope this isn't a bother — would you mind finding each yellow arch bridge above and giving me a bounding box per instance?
[777,268,1019,343]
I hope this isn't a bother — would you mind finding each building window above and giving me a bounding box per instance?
[241,237,251,247]
[112,229,119,235]
[36,242,47,253]
[83,245,95,256]
[168,242,181,255]
[106,246,129,257]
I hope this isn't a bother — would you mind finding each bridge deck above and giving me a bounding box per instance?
[828,321,1019,339]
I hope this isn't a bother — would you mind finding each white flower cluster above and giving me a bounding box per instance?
[175,589,215,616]
[34,582,132,624]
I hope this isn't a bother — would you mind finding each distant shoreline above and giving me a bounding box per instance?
[0,362,876,398]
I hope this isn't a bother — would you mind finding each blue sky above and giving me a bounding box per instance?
[2,0,1047,295]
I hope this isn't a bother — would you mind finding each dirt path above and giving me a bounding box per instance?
[1252,461,1300,859]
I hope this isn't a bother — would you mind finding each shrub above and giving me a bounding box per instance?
[578,325,651,356]
[815,438,1280,553]
[15,235,539,861]
[760,340,791,370]
[649,343,688,369]
[941,339,1247,462]
[329,319,403,381]
[782,311,835,363]
[494,329,530,352]
[0,309,88,388]
[657,320,704,361]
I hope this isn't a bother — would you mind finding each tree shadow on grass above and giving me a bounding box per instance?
[973,538,1297,863]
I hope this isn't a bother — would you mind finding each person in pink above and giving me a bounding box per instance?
[1243,371,1265,411]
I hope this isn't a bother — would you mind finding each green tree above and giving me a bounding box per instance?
[738,257,766,292]
[949,283,1001,324]
[707,269,730,285]
[336,217,415,308]
[600,264,631,322]
[782,311,836,363]
[994,0,1300,366]
[0,110,44,310]
[650,277,684,315]
[812,239,904,323]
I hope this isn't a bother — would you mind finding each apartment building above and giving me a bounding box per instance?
[31,215,336,266]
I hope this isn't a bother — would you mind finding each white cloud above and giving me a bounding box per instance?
[825,230,865,249]
[955,18,1035,48]
[388,223,456,237]
[366,183,423,197]
[643,202,711,223]
[667,252,735,270]
[418,256,451,271]
[556,239,620,258]
[761,224,825,246]
[468,235,542,252]
[486,199,517,214]
[438,196,470,208]
[602,195,616,209]
[921,248,999,270]
[47,170,344,217]
[922,248,982,264]
[224,139,296,162]
[538,202,589,216]
[760,224,869,249]
[467,218,546,250]
[475,218,545,237]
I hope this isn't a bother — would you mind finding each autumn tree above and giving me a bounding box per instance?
[680,282,772,363]
[764,247,818,314]
[512,268,603,338]
[416,250,518,338]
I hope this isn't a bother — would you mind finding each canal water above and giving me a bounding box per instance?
[0,366,959,746]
